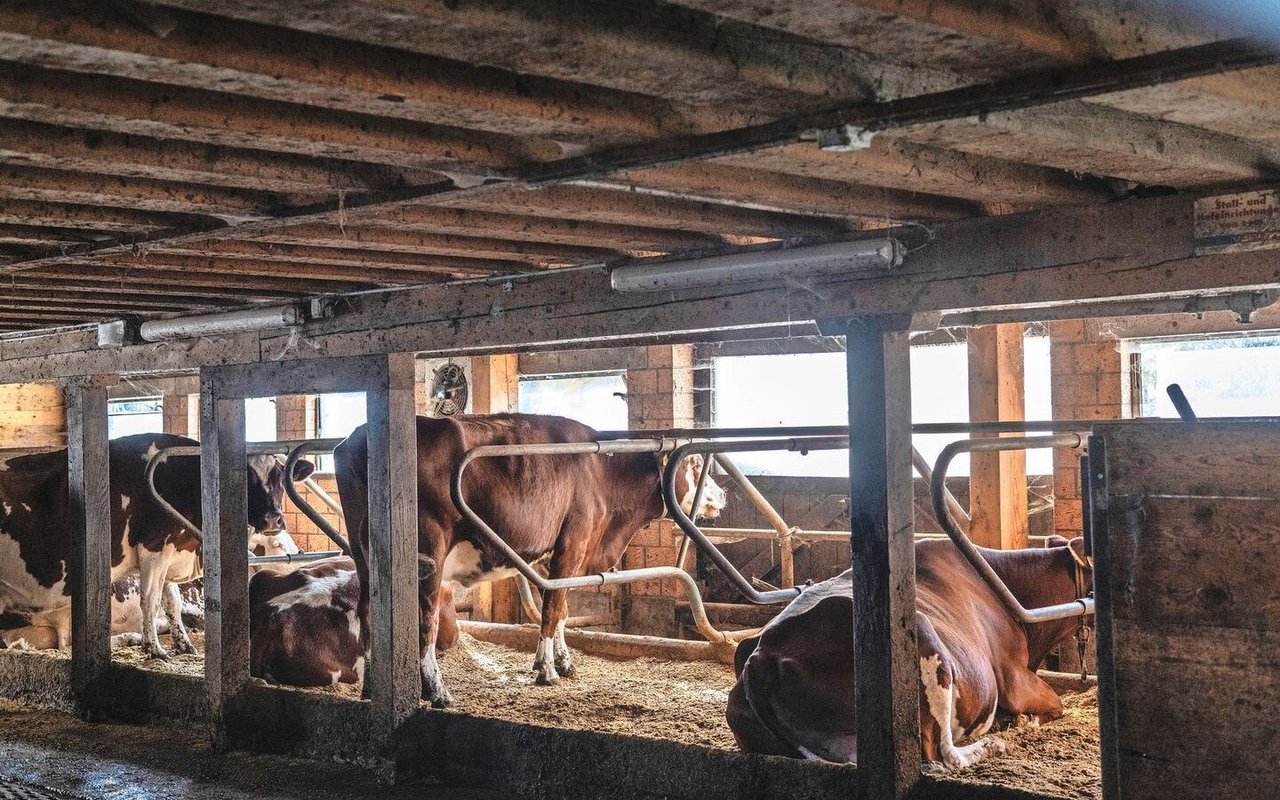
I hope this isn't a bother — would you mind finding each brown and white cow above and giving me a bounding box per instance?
[0,432,314,659]
[334,413,725,707]
[727,536,1091,770]
[248,555,458,687]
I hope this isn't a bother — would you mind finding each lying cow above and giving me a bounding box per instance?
[0,432,314,659]
[727,536,1092,770]
[0,528,301,652]
[334,413,726,707]
[248,556,457,687]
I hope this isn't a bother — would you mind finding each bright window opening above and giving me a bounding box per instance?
[1129,332,1280,417]
[315,392,367,472]
[518,373,628,432]
[107,397,163,439]
[245,396,277,442]
[711,334,1052,477]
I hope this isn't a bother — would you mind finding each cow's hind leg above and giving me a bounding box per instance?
[418,545,452,708]
[533,587,571,684]
[917,615,1004,771]
[137,547,172,660]
[162,581,196,655]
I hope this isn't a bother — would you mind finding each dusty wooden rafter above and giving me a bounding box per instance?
[2,35,1269,281]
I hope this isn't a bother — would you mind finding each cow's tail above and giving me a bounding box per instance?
[332,426,372,652]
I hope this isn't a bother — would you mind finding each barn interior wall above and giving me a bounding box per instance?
[1049,319,1125,542]
[0,382,65,451]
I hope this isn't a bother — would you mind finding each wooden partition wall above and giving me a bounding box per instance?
[1092,421,1280,800]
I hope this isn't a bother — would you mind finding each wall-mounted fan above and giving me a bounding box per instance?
[430,362,469,417]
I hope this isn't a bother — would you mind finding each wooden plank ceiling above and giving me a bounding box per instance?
[0,0,1272,330]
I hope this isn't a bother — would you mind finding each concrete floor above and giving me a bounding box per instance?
[0,702,494,800]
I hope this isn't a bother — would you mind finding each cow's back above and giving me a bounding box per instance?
[339,414,663,571]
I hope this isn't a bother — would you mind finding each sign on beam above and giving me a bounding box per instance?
[1194,189,1280,255]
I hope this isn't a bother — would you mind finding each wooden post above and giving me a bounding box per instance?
[967,324,1029,550]
[364,352,420,756]
[829,316,920,799]
[200,375,249,739]
[67,380,111,718]
[469,354,521,623]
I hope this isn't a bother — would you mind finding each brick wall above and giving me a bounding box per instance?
[1049,320,1125,540]
[619,345,696,632]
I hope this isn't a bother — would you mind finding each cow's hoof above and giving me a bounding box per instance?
[144,647,172,662]
[422,686,453,709]
[172,638,197,656]
[534,668,560,686]
[555,658,575,677]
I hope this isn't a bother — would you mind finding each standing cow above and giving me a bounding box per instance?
[0,433,314,659]
[334,413,725,707]
[727,536,1092,770]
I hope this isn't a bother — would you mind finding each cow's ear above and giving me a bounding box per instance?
[291,459,316,482]
[1068,536,1087,562]
[1045,534,1071,549]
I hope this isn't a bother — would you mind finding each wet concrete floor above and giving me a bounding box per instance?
[0,701,494,800]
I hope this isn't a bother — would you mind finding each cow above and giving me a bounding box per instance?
[334,413,726,707]
[248,555,458,687]
[0,432,315,660]
[727,536,1092,770]
[0,527,300,653]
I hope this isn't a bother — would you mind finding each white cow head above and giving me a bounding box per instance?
[674,454,726,520]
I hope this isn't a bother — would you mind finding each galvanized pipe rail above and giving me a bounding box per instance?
[450,436,735,644]
[930,434,1095,624]
[282,439,351,555]
[664,436,852,605]
[144,439,348,565]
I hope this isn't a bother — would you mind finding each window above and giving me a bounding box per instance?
[109,396,278,441]
[107,397,163,439]
[518,373,628,432]
[244,396,277,442]
[711,334,1053,477]
[315,392,367,471]
[1129,332,1280,418]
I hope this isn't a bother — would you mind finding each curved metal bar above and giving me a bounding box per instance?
[930,435,1095,624]
[250,550,344,566]
[450,437,731,644]
[284,441,351,556]
[664,437,851,605]
[144,445,203,541]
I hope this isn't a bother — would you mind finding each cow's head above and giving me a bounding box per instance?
[1046,534,1093,600]
[673,454,727,520]
[246,455,316,535]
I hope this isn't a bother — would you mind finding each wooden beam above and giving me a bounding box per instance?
[25,263,361,295]
[440,183,856,240]
[594,162,979,220]
[0,164,281,218]
[721,138,1118,209]
[2,190,1280,381]
[350,207,723,252]
[829,316,920,798]
[200,381,249,731]
[2,272,296,302]
[363,352,420,761]
[0,1,677,141]
[240,233,621,268]
[467,353,522,625]
[67,378,111,716]
[0,62,537,174]
[907,102,1280,187]
[0,119,440,194]
[149,246,540,275]
[966,324,1029,550]
[99,250,518,283]
[142,0,876,112]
